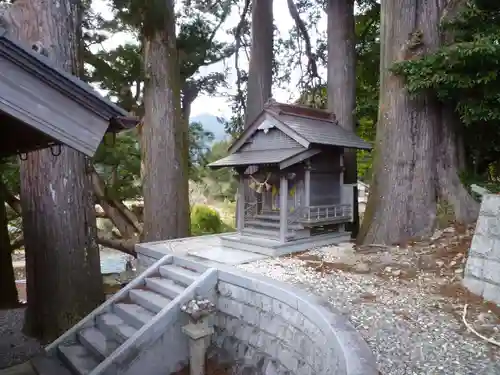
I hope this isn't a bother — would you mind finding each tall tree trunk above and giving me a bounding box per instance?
[0,181,18,308]
[436,0,479,223]
[326,0,359,238]
[358,0,442,245]
[4,0,104,341]
[436,105,479,223]
[142,2,189,242]
[245,0,273,127]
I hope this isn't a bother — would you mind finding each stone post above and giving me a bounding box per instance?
[181,297,216,375]
[182,321,214,375]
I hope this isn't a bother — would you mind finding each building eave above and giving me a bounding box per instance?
[0,28,139,131]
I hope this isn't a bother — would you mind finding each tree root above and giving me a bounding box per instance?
[462,304,500,347]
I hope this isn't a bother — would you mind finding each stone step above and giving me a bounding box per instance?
[58,343,100,375]
[220,235,279,256]
[113,302,155,329]
[245,219,303,231]
[77,327,120,361]
[129,288,172,313]
[95,312,138,344]
[145,277,185,299]
[172,256,208,274]
[242,227,294,240]
[254,213,280,221]
[31,355,72,375]
[159,264,198,286]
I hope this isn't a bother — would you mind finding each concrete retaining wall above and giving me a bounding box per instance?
[464,194,500,304]
[133,252,376,375]
[210,268,376,375]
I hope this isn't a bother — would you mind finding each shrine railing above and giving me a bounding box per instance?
[244,201,260,219]
[299,204,352,223]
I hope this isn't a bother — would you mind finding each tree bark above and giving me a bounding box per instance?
[4,0,104,341]
[0,182,19,308]
[245,0,273,127]
[358,0,442,245]
[436,105,479,223]
[326,0,359,237]
[142,2,190,242]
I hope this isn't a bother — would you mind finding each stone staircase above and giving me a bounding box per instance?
[243,212,302,240]
[31,255,216,375]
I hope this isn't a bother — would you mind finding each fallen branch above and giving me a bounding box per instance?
[462,304,500,347]
[10,236,23,250]
[1,182,22,215]
[97,236,138,258]
[11,232,138,258]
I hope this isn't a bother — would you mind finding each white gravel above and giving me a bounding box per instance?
[238,246,500,375]
[0,308,43,369]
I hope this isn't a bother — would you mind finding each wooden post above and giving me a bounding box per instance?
[237,173,245,233]
[339,152,344,203]
[304,165,311,208]
[279,174,288,242]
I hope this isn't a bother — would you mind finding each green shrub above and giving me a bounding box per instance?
[190,205,223,235]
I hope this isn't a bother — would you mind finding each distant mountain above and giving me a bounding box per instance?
[191,113,228,142]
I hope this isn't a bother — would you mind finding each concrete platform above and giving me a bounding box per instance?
[136,234,269,266]
[136,231,351,267]
[220,231,351,256]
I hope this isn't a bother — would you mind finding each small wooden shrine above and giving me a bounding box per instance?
[209,99,371,252]
[0,27,138,158]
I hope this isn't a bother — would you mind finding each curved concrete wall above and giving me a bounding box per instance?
[211,268,377,375]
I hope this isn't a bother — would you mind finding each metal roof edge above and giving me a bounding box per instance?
[0,29,131,120]
[265,110,311,148]
[227,111,269,154]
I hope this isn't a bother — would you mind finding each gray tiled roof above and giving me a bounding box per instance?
[276,114,372,150]
[208,148,305,169]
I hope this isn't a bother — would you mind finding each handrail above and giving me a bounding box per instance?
[307,204,351,209]
[244,200,261,218]
[90,265,218,375]
[46,254,174,354]
[287,206,304,225]
[301,204,352,222]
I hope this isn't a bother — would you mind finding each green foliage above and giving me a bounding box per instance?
[188,122,214,181]
[190,204,222,235]
[198,140,238,201]
[0,157,19,194]
[391,0,500,179]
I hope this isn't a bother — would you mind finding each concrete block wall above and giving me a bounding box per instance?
[210,268,377,375]
[464,194,500,304]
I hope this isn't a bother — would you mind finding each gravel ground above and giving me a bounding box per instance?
[0,309,42,369]
[238,228,500,375]
[3,227,500,374]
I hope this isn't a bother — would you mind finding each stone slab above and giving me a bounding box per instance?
[188,246,268,265]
